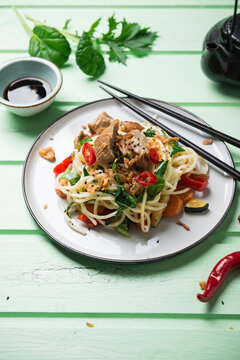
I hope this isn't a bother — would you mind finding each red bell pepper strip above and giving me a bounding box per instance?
[82,142,96,165]
[53,157,72,176]
[55,189,66,198]
[149,148,159,164]
[197,252,240,302]
[136,172,158,186]
[178,173,208,191]
[77,214,99,228]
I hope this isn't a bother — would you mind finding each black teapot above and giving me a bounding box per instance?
[201,0,240,86]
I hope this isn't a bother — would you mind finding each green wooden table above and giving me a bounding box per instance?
[0,1,240,359]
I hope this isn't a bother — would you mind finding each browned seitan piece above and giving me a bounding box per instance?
[88,112,114,135]
[120,121,144,133]
[94,119,119,165]
[119,130,151,171]
[38,147,55,162]
[74,131,91,149]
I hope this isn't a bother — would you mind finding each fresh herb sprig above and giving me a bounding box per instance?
[13,7,158,78]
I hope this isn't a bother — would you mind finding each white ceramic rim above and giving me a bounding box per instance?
[0,56,63,108]
[22,98,236,263]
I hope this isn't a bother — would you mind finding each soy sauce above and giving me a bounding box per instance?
[3,76,52,104]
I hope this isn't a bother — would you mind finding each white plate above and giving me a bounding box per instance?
[22,98,236,263]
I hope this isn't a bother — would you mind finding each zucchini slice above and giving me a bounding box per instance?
[185,199,209,213]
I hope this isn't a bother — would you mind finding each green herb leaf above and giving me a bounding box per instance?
[87,17,101,36]
[75,31,106,78]
[66,202,74,217]
[115,185,138,208]
[63,18,71,30]
[170,143,185,157]
[101,189,116,196]
[78,137,92,151]
[122,27,158,58]
[161,129,168,138]
[102,15,119,42]
[29,25,71,67]
[147,176,165,201]
[61,168,80,185]
[115,206,126,217]
[112,155,125,183]
[144,128,156,137]
[107,42,128,65]
[155,160,168,178]
[83,165,89,177]
[117,217,130,237]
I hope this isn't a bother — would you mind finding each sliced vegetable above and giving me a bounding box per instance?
[161,129,168,138]
[77,214,98,228]
[155,160,168,178]
[117,218,130,237]
[53,157,72,176]
[177,189,193,204]
[178,174,208,192]
[66,202,74,217]
[82,142,96,165]
[185,199,209,213]
[149,148,159,164]
[136,172,158,186]
[147,176,165,201]
[162,195,183,218]
[55,189,66,198]
[170,142,185,157]
[83,165,89,177]
[144,128,156,137]
[61,167,80,185]
[78,138,92,151]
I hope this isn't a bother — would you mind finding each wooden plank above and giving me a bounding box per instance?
[0,318,239,360]
[0,234,240,314]
[0,8,233,51]
[0,165,239,231]
[0,104,239,162]
[0,52,240,104]
[1,1,235,6]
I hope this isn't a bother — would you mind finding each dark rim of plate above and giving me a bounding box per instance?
[22,97,236,264]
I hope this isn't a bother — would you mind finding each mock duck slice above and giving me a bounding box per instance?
[94,119,119,165]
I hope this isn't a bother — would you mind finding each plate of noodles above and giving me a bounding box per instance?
[23,98,235,262]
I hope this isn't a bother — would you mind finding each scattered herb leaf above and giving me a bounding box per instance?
[161,129,168,138]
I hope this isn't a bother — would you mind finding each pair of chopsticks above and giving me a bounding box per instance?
[98,80,240,182]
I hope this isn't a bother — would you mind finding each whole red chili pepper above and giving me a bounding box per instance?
[197,252,240,302]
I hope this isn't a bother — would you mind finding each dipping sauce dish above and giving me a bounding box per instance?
[0,57,62,117]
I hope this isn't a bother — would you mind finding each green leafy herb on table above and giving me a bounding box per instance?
[13,7,158,78]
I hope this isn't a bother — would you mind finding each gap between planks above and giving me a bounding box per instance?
[0,312,240,319]
[0,5,236,9]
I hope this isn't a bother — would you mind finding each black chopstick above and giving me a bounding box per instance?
[98,80,240,148]
[99,85,240,181]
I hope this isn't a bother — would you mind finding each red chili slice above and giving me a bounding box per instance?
[82,142,96,165]
[136,172,158,186]
[53,157,72,176]
[77,214,99,228]
[178,173,208,192]
[149,148,159,164]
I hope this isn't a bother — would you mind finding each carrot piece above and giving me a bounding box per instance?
[85,203,105,214]
[162,195,183,218]
[177,189,193,204]
[55,189,66,198]
[78,214,99,228]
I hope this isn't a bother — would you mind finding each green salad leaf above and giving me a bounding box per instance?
[29,25,71,67]
[147,176,165,201]
[75,31,106,78]
[155,160,168,178]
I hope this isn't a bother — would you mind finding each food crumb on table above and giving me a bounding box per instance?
[86,322,94,327]
[202,139,213,145]
[176,220,190,231]
[43,204,48,209]
[82,125,87,129]
[229,327,233,330]
[38,147,55,162]
[49,137,54,140]
[199,281,206,291]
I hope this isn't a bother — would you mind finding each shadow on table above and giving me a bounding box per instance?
[4,102,72,137]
